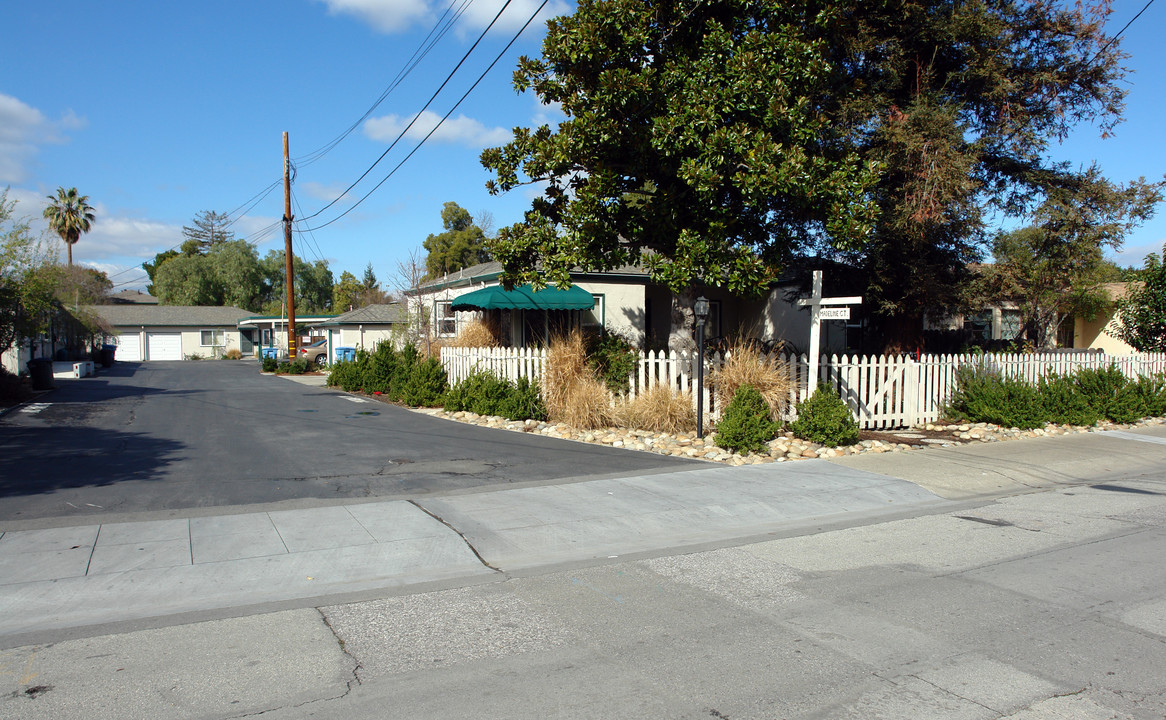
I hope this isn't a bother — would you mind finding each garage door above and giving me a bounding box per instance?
[146,333,183,361]
[114,333,142,362]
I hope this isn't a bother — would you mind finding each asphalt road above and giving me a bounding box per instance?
[0,361,698,522]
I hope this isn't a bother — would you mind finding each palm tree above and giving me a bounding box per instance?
[43,187,95,266]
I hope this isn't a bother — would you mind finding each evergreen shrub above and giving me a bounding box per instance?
[790,382,859,447]
[715,384,780,454]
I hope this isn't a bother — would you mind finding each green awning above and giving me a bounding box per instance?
[450,284,595,311]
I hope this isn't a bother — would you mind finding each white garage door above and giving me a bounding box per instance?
[114,333,142,362]
[147,333,183,361]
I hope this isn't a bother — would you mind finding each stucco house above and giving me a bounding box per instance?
[408,260,857,354]
[312,303,409,356]
[90,304,252,361]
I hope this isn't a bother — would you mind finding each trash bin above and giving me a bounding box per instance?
[334,346,356,363]
[27,358,53,391]
[260,347,279,362]
[100,344,116,368]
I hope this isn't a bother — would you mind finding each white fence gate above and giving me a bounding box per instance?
[440,346,1166,429]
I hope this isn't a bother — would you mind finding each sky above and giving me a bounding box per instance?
[1,0,1164,296]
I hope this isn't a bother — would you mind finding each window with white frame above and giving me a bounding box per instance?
[436,300,457,336]
[582,294,604,329]
[261,328,272,346]
[200,329,225,347]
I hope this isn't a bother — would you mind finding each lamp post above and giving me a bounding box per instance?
[694,296,709,437]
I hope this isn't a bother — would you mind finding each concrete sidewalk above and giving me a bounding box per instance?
[3,423,1166,645]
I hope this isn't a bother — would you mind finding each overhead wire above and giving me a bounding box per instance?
[294,0,476,168]
[297,0,517,224]
[301,0,549,232]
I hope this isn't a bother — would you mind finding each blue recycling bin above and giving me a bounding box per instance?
[260,347,279,362]
[334,346,356,363]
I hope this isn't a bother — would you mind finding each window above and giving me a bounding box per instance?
[261,328,272,346]
[582,295,605,329]
[436,301,457,337]
[963,311,991,340]
[200,329,225,347]
[1001,310,1022,340]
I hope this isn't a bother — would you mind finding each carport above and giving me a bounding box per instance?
[450,284,595,347]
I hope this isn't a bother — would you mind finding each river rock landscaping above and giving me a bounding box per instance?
[411,405,1166,467]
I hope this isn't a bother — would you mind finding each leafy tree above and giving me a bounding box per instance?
[809,1,1133,350]
[483,0,1136,353]
[976,169,1163,348]
[181,210,234,255]
[43,187,95,267]
[332,263,390,312]
[153,253,219,306]
[261,250,334,314]
[480,0,880,295]
[422,202,490,279]
[333,271,363,313]
[1,190,60,353]
[153,240,267,310]
[142,249,179,296]
[57,266,113,305]
[1112,250,1166,351]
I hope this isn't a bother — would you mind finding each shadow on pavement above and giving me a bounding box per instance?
[0,426,184,497]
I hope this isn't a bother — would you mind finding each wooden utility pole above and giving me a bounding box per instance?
[283,132,297,359]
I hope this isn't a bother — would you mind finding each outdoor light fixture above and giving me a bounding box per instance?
[694,296,709,437]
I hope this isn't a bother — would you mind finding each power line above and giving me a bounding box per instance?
[1093,0,1156,63]
[301,0,549,232]
[294,0,476,168]
[297,0,517,224]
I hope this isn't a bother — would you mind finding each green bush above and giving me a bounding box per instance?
[327,359,360,390]
[499,376,548,421]
[1131,373,1166,417]
[277,359,309,375]
[363,342,397,394]
[946,360,1045,429]
[1039,373,1100,426]
[402,356,448,407]
[790,382,859,447]
[261,356,278,373]
[715,384,780,454]
[0,366,32,406]
[1073,364,1143,423]
[444,370,547,421]
[586,330,638,394]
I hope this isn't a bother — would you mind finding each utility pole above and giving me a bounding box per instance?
[283,132,297,359]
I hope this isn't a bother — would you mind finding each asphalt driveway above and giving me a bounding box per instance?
[0,361,699,522]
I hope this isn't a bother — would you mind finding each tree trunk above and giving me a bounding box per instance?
[67,242,73,267]
[668,288,696,353]
[880,313,925,355]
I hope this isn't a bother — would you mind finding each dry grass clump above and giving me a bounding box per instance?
[613,384,695,433]
[449,316,501,348]
[222,348,243,360]
[710,338,792,420]
[543,328,612,429]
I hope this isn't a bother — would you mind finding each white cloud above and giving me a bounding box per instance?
[314,0,569,35]
[0,93,86,185]
[532,96,565,126]
[1110,238,1166,266]
[313,0,431,34]
[364,110,511,147]
[301,181,351,202]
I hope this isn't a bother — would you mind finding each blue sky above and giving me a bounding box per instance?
[1,0,1163,295]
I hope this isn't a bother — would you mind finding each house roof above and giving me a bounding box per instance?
[316,303,407,326]
[86,304,251,328]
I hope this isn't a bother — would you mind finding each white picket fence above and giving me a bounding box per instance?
[440,346,1166,429]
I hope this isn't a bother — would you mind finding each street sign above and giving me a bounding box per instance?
[819,308,851,320]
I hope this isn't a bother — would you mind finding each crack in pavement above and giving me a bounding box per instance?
[408,499,505,573]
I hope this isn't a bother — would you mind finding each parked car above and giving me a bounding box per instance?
[298,338,328,368]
